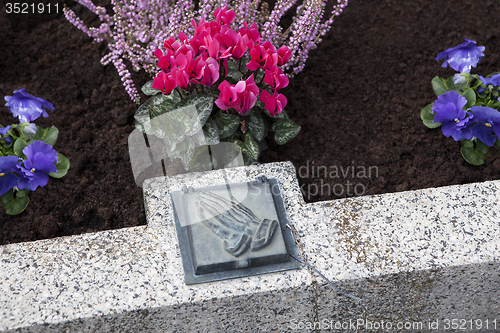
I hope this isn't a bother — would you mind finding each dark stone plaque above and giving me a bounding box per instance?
[171,176,300,284]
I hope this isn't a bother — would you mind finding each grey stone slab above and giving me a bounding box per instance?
[0,161,499,332]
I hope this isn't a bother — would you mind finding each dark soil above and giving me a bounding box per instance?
[1,0,500,245]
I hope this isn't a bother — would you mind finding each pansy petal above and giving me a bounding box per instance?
[0,173,19,196]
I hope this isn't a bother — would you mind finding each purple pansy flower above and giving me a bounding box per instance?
[0,156,21,196]
[0,125,12,143]
[477,73,500,94]
[470,106,500,146]
[435,39,485,73]
[432,91,474,141]
[17,141,58,191]
[4,89,55,123]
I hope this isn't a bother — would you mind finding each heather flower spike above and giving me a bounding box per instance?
[64,0,349,102]
[435,39,485,73]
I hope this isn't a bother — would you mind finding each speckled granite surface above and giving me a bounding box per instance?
[1,162,499,332]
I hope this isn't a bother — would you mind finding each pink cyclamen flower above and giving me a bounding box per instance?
[238,22,261,47]
[277,45,291,66]
[194,56,220,86]
[215,74,259,115]
[213,7,236,25]
[247,41,278,72]
[259,90,287,116]
[152,71,177,95]
[263,68,289,92]
[154,49,174,73]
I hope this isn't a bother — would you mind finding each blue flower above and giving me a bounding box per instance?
[432,91,474,141]
[17,141,58,191]
[0,156,21,196]
[477,73,500,94]
[4,89,54,123]
[470,106,500,146]
[435,39,485,73]
[0,125,12,143]
[22,123,37,135]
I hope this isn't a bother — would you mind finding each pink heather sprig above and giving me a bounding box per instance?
[64,0,347,103]
[262,0,348,75]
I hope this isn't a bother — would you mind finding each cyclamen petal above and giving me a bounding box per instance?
[277,46,291,66]
[215,75,259,114]
[260,90,287,116]
[213,7,236,25]
[152,71,176,95]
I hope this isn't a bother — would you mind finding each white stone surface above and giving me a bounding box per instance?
[1,161,499,332]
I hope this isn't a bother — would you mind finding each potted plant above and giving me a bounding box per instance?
[132,7,301,172]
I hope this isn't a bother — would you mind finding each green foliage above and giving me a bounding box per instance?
[461,140,490,166]
[1,189,29,215]
[141,80,162,96]
[272,119,301,145]
[420,103,441,129]
[234,132,259,160]
[49,153,71,178]
[0,122,69,215]
[135,59,302,171]
[423,71,500,165]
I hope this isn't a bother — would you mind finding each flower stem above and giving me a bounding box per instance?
[176,87,183,101]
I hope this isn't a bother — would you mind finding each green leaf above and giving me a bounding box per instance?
[134,94,175,128]
[234,132,259,160]
[187,145,215,172]
[1,188,13,205]
[166,136,196,169]
[31,125,45,141]
[461,140,489,165]
[216,112,240,139]
[178,94,214,129]
[3,191,29,215]
[202,118,220,145]
[13,138,28,157]
[461,88,476,109]
[263,108,289,119]
[462,139,474,148]
[445,76,457,91]
[420,103,441,129]
[16,189,28,198]
[43,126,59,146]
[272,118,301,145]
[245,110,266,142]
[494,139,500,148]
[257,138,268,153]
[431,76,447,96]
[227,60,244,81]
[49,153,70,178]
[210,142,244,168]
[141,80,162,96]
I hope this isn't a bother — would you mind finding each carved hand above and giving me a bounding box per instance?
[195,191,278,257]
